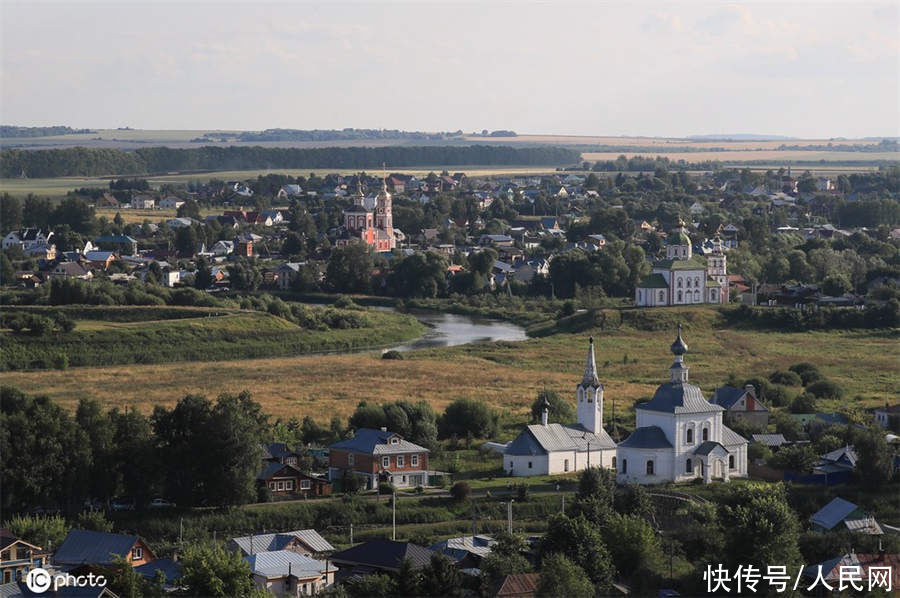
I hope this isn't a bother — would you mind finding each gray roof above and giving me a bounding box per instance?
[54,529,141,566]
[710,386,749,409]
[694,441,729,456]
[505,423,616,456]
[618,426,673,449]
[810,497,860,530]
[245,550,329,579]
[636,382,723,414]
[330,428,429,456]
[135,558,181,585]
[329,539,433,571]
[820,446,857,466]
[752,433,787,447]
[229,530,333,555]
[0,581,112,598]
[722,425,748,447]
[430,536,495,560]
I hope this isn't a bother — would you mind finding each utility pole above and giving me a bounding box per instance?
[392,493,396,541]
[472,500,477,540]
[349,523,353,546]
[561,495,565,515]
[179,517,184,550]
[507,500,513,534]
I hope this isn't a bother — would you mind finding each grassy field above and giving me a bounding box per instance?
[582,149,900,163]
[464,134,888,149]
[0,305,425,373]
[2,307,895,425]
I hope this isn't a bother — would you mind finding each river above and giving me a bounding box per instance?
[383,309,528,352]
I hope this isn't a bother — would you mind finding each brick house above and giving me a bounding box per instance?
[328,428,432,490]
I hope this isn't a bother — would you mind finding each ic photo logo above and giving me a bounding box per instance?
[25,567,107,594]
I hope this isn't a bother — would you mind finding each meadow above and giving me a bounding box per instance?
[1,307,895,427]
[581,149,900,164]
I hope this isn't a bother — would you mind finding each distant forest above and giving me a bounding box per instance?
[0,125,96,138]
[198,128,463,142]
[0,145,578,178]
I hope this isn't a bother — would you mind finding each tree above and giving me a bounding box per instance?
[530,389,574,424]
[177,199,201,220]
[790,393,818,413]
[538,514,615,587]
[480,532,531,586]
[438,399,498,439]
[822,274,852,296]
[326,243,373,294]
[0,193,23,234]
[174,225,199,256]
[387,251,449,298]
[179,543,257,597]
[850,426,894,486]
[342,573,396,598]
[0,252,15,285]
[3,514,68,550]
[535,553,594,598]
[419,553,462,597]
[227,258,261,291]
[75,399,118,502]
[449,481,471,501]
[203,392,267,506]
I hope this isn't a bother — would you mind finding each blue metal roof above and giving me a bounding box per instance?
[618,426,673,449]
[636,383,723,414]
[810,497,860,530]
[709,386,747,409]
[54,530,141,566]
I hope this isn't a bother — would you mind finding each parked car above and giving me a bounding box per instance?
[111,498,135,511]
[149,498,175,509]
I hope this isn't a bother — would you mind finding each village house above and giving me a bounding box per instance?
[709,384,769,428]
[329,540,433,581]
[54,530,155,568]
[873,403,900,431]
[328,428,432,491]
[228,529,334,559]
[0,529,49,584]
[809,497,883,535]
[83,250,117,270]
[245,550,334,597]
[258,462,331,498]
[159,196,185,209]
[132,195,156,210]
[2,229,53,251]
[50,261,93,280]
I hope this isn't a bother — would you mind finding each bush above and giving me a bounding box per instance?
[765,385,792,408]
[806,379,843,399]
[769,370,802,386]
[449,481,471,502]
[789,363,822,386]
[439,399,498,440]
[381,350,403,360]
[378,482,396,495]
[748,442,773,462]
[790,393,818,413]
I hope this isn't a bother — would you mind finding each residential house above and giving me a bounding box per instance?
[166,217,197,229]
[277,185,303,199]
[809,497,883,534]
[479,234,514,247]
[0,529,48,584]
[277,263,303,290]
[228,530,333,559]
[258,463,331,498]
[329,540,433,581]
[54,530,155,568]
[159,196,184,209]
[709,384,769,428]
[245,550,334,597]
[50,261,93,280]
[135,558,182,592]
[0,581,118,597]
[83,251,117,270]
[328,428,432,490]
[2,229,52,251]
[750,434,789,450]
[429,536,495,569]
[132,195,156,210]
[211,240,235,256]
[22,242,56,260]
[802,553,899,592]
[873,404,900,431]
[94,235,138,256]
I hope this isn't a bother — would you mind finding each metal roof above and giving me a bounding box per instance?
[752,434,787,447]
[506,423,616,456]
[54,529,141,566]
[135,558,182,585]
[430,536,495,559]
[229,530,333,555]
[810,497,860,530]
[722,425,748,447]
[710,386,748,409]
[329,539,433,571]
[618,426,673,449]
[636,382,723,414]
[244,550,328,579]
[844,518,883,535]
[694,441,729,456]
[637,273,669,289]
[330,428,429,456]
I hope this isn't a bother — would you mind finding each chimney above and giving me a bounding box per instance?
[745,383,756,395]
[380,426,387,432]
[541,403,549,426]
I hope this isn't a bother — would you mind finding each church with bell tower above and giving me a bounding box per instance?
[337,173,396,252]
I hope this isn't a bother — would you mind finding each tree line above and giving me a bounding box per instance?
[0,145,580,177]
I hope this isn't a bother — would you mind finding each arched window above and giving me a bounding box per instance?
[729,455,735,470]
[695,276,700,287]
[694,290,700,302]
[685,458,692,474]
[612,456,617,470]
[677,291,683,302]
[711,290,717,301]
[646,460,654,475]
[659,291,664,302]
[677,278,683,288]
[564,459,569,472]
[621,459,627,474]
[702,427,709,442]
[686,278,692,288]
[686,428,694,444]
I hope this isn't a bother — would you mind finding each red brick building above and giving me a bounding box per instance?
[328,428,432,490]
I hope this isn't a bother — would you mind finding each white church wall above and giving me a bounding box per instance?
[507,454,549,477]
[616,447,673,484]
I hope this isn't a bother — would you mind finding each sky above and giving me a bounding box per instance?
[1,0,898,138]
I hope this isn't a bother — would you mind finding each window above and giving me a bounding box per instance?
[646,460,654,475]
[348,454,355,467]
[611,456,617,470]
[402,475,407,483]
[659,291,664,302]
[269,481,276,490]
[382,456,390,468]
[686,278,692,288]
[285,480,294,490]
[621,459,627,474]
[528,461,532,469]
[686,458,692,474]
[711,290,717,301]
[677,291,683,302]
[132,547,143,561]
[729,455,735,470]
[411,455,419,467]
[390,437,399,445]
[695,277,700,287]
[509,461,513,471]
[702,427,709,442]
[277,481,284,491]
[564,459,569,472]
[686,428,694,444]
[694,290,700,302]
[300,479,312,490]
[397,456,405,467]
[286,456,296,465]
[677,278,683,288]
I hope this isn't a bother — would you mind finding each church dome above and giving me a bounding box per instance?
[666,231,691,246]
[670,324,688,355]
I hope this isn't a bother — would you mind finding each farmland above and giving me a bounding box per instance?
[2,306,896,428]
[582,149,900,164]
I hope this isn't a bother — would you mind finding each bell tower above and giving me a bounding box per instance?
[577,336,604,433]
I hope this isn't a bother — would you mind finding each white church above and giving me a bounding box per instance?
[500,328,748,484]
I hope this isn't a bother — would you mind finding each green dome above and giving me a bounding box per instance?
[666,231,691,245]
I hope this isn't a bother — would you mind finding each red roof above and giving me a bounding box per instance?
[496,572,540,597]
